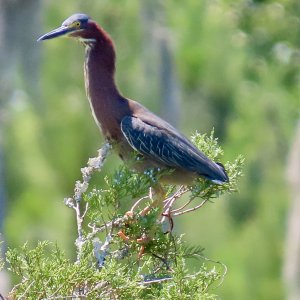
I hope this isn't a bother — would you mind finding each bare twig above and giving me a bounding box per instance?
[173,198,209,217]
[64,142,111,261]
[42,296,86,300]
[151,252,172,271]
[163,186,187,208]
[9,279,28,298]
[47,282,67,299]
[82,202,89,219]
[163,187,187,211]
[170,198,193,213]
[86,216,125,241]
[192,253,228,290]
[160,186,188,231]
[19,280,35,299]
[139,276,173,285]
[130,195,149,213]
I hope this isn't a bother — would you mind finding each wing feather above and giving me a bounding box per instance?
[120,116,228,183]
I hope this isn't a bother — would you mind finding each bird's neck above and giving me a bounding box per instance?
[84,30,128,139]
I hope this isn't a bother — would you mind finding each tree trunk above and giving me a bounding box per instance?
[284,119,300,300]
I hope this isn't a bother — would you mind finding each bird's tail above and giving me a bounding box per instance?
[211,162,229,185]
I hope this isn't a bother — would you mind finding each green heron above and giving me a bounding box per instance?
[38,14,228,189]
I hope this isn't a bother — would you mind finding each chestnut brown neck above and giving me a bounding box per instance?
[83,24,130,140]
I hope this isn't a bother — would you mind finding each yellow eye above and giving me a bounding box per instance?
[73,21,81,28]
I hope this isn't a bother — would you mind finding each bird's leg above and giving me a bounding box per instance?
[161,186,188,233]
[129,184,165,258]
[148,186,174,233]
[139,184,165,217]
[119,184,166,258]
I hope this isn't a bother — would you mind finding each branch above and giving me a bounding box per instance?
[173,198,209,217]
[162,186,188,215]
[130,195,149,213]
[64,142,111,261]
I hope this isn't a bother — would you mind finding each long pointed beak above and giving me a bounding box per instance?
[37,26,72,41]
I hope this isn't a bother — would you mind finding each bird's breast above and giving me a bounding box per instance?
[84,48,102,130]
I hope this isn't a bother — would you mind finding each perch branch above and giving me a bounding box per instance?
[64,142,111,261]
[173,198,209,217]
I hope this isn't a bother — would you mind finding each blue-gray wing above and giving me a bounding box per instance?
[120,116,228,183]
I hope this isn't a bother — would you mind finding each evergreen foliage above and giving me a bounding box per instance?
[6,239,222,299]
[5,131,243,299]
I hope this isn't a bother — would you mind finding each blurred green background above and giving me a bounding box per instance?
[1,0,300,299]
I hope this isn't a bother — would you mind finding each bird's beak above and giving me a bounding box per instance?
[37,26,73,41]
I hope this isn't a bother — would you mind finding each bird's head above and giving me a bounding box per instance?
[38,13,98,43]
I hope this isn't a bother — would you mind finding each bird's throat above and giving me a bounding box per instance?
[83,42,127,140]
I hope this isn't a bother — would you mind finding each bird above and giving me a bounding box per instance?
[38,13,228,192]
